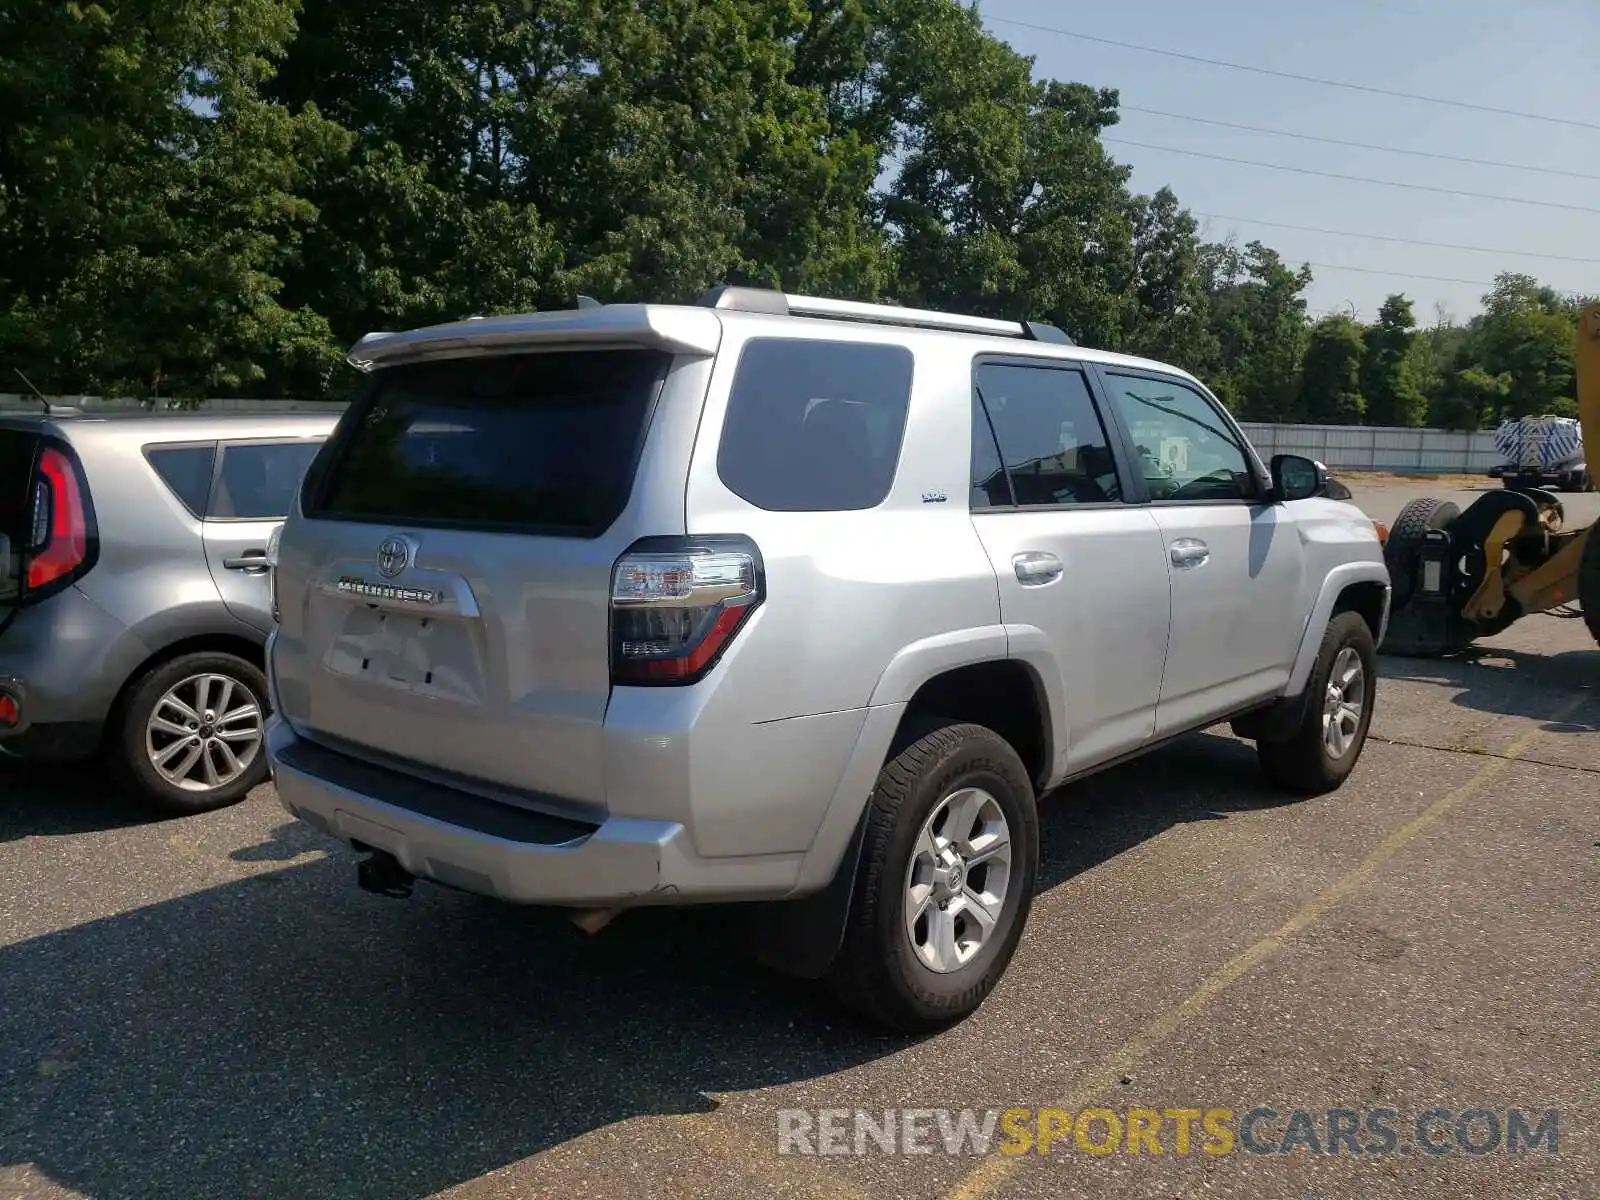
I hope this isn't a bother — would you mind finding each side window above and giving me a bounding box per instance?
[973,362,1121,507]
[144,444,216,517]
[210,441,324,520]
[1102,374,1255,502]
[717,338,914,512]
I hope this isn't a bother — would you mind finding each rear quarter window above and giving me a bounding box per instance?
[716,338,915,512]
[144,444,216,517]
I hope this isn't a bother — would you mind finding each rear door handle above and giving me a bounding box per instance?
[224,550,270,573]
[1169,538,1210,569]
[1012,551,1064,587]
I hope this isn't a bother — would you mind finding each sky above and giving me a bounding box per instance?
[978,0,1600,324]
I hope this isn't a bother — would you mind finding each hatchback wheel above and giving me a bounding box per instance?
[112,652,270,813]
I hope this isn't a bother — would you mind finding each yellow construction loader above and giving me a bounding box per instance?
[1381,302,1600,655]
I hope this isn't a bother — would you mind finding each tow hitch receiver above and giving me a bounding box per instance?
[356,849,415,899]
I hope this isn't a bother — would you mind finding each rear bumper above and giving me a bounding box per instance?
[0,587,142,756]
[268,718,802,906]
[0,716,103,762]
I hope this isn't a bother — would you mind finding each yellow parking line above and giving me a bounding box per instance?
[944,695,1589,1200]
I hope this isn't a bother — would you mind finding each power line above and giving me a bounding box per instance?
[1104,139,1600,214]
[1297,261,1494,287]
[1190,211,1600,265]
[983,15,1600,132]
[1121,106,1600,182]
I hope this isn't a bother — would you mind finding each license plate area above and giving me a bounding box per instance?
[324,604,483,701]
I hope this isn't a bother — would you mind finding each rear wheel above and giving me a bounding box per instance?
[826,722,1038,1032]
[110,652,270,814]
[1257,613,1377,795]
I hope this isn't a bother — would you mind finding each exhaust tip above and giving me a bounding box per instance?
[356,850,414,899]
[569,907,624,936]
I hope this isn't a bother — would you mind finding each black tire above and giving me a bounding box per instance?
[109,651,270,814]
[826,722,1039,1033]
[1579,526,1600,648]
[1384,497,1460,611]
[1257,612,1378,795]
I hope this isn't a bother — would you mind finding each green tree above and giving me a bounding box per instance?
[0,0,350,399]
[1432,366,1510,431]
[1458,273,1579,421]
[1360,294,1426,427]
[1199,241,1312,420]
[270,0,891,350]
[858,2,1138,346]
[1124,187,1215,373]
[1298,315,1366,424]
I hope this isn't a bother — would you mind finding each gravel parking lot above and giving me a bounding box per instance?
[3,479,1596,1200]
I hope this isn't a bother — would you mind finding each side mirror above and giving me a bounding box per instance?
[1271,453,1327,502]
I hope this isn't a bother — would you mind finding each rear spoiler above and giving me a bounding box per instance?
[347,304,723,371]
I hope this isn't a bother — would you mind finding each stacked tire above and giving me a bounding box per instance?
[1384,498,1459,613]
[1380,497,1471,657]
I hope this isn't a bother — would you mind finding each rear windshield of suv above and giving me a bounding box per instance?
[305,349,671,536]
[0,430,40,601]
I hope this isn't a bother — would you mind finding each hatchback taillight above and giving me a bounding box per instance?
[609,536,763,686]
[266,524,284,623]
[26,448,89,592]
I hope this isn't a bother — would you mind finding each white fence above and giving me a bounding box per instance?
[1,395,1503,477]
[1238,423,1500,475]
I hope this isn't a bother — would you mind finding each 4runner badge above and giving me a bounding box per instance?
[336,577,438,605]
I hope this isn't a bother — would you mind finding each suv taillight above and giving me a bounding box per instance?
[26,448,89,592]
[609,536,763,686]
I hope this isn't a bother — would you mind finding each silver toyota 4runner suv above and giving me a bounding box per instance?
[266,286,1389,1031]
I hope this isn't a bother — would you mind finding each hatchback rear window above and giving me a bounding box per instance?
[716,338,914,512]
[305,350,671,536]
[0,430,40,600]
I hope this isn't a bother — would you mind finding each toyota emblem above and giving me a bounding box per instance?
[376,537,409,578]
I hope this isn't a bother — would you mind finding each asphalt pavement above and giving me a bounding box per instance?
[2,479,1596,1200]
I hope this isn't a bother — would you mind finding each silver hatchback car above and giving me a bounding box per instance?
[0,408,337,811]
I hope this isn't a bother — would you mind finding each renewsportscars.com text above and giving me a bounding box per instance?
[776,1106,1560,1158]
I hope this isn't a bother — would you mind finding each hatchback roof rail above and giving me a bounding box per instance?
[697,284,1076,345]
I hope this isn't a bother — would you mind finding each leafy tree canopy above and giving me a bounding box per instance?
[0,0,1585,425]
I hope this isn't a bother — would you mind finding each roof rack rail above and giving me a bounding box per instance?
[697,284,1075,345]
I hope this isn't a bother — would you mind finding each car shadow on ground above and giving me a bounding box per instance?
[0,730,1297,1199]
[1034,730,1292,892]
[0,758,160,841]
[1379,644,1600,732]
